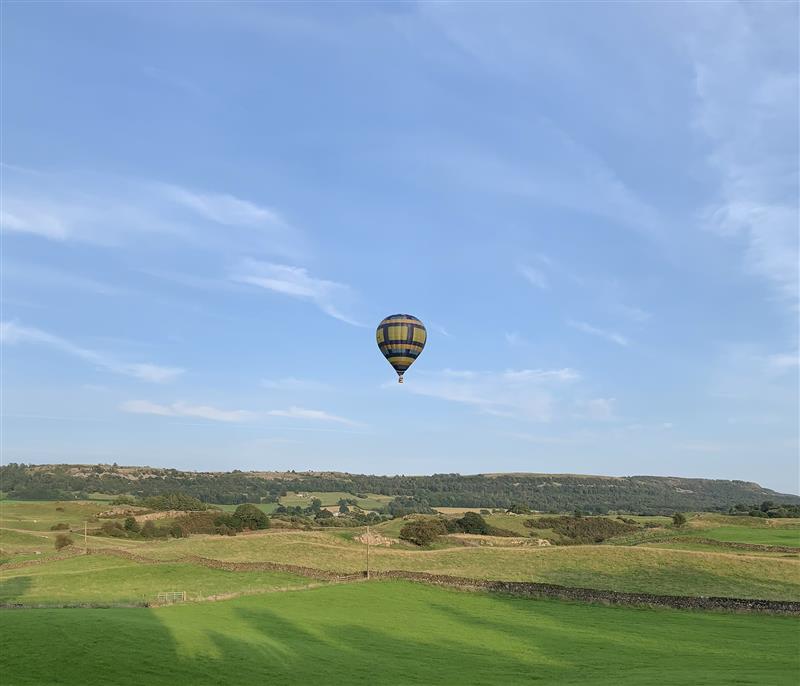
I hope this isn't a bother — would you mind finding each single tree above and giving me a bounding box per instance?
[233,504,270,530]
[672,512,687,528]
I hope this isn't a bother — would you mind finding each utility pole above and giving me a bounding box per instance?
[366,524,371,580]
[84,521,88,554]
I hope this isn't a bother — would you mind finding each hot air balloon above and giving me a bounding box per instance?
[376,314,426,383]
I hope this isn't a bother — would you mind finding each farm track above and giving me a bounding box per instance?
[3,546,799,615]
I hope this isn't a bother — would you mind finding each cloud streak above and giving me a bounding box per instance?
[232,259,362,325]
[392,367,581,422]
[121,400,254,422]
[1,321,184,382]
[567,319,629,347]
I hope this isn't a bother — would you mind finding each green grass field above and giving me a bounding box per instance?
[0,554,318,605]
[684,525,800,546]
[122,529,800,600]
[1,581,797,685]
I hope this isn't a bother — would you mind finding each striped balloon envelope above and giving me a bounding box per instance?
[376,314,427,383]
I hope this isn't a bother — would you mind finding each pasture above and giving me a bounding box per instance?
[1,581,797,685]
[0,554,318,605]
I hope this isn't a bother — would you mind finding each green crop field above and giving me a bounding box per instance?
[1,582,797,685]
[0,554,319,605]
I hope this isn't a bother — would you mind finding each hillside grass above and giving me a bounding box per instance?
[122,530,800,600]
[2,581,798,685]
[0,554,317,605]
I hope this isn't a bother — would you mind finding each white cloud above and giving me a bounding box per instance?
[567,320,629,346]
[1,169,304,259]
[518,264,548,290]
[121,400,254,422]
[393,367,581,422]
[266,406,359,426]
[261,377,330,391]
[688,2,798,308]
[1,321,184,383]
[232,260,362,325]
[158,184,289,229]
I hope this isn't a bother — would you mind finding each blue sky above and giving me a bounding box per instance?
[2,2,797,492]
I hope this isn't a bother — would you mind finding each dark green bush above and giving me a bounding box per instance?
[49,522,69,531]
[233,504,269,530]
[399,519,447,546]
[525,516,638,543]
[54,533,73,549]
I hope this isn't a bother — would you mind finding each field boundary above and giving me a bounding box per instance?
[3,547,798,615]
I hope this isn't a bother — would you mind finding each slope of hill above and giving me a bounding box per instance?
[2,463,797,514]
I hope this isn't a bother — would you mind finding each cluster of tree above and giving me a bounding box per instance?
[525,515,639,544]
[728,502,800,519]
[386,496,436,517]
[97,504,271,540]
[3,463,798,514]
[99,518,183,539]
[399,513,513,546]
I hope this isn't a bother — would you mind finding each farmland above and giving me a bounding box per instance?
[2,498,799,684]
[2,581,798,685]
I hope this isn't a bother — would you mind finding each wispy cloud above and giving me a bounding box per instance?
[610,303,652,323]
[1,169,304,259]
[518,264,548,290]
[261,377,330,391]
[266,406,360,426]
[688,2,798,309]
[121,400,255,422]
[232,259,362,326]
[576,397,617,421]
[1,321,183,382]
[158,184,289,230]
[391,367,580,422]
[567,320,629,347]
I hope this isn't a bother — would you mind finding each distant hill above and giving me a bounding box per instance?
[1,463,797,514]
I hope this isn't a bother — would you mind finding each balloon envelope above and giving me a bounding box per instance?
[376,314,426,382]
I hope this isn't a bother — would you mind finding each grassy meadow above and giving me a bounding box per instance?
[0,554,319,605]
[2,581,798,685]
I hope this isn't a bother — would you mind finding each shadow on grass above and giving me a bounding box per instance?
[2,582,798,685]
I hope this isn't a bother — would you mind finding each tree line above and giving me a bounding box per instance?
[2,463,798,515]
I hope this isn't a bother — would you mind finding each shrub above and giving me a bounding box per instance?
[315,509,334,520]
[123,516,140,533]
[233,504,270,530]
[213,513,243,532]
[111,495,136,506]
[49,522,69,531]
[174,512,219,535]
[480,509,491,515]
[507,504,532,515]
[100,521,127,537]
[672,512,687,528]
[54,533,73,550]
[525,516,638,544]
[454,512,492,535]
[399,519,447,546]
